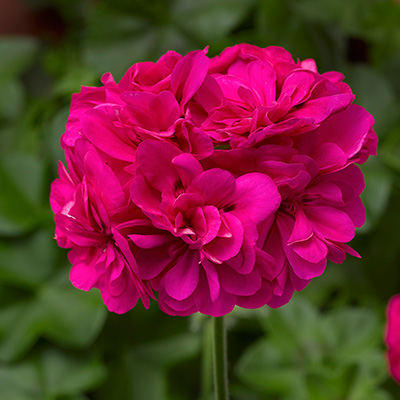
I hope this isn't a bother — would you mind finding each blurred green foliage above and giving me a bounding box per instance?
[0,0,400,398]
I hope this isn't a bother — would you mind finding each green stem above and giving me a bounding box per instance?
[201,317,213,400]
[212,316,229,400]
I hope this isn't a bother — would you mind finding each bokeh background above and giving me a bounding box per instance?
[0,0,400,399]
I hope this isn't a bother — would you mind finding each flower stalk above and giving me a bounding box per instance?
[212,316,228,400]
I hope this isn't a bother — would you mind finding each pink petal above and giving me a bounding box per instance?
[175,122,214,159]
[300,59,318,72]
[278,70,316,107]
[129,232,175,249]
[287,249,326,281]
[287,207,313,244]
[256,234,285,281]
[247,60,276,106]
[152,91,181,131]
[195,75,224,112]
[386,295,400,384]
[290,93,354,123]
[306,182,344,205]
[386,295,400,348]
[316,104,375,159]
[310,142,347,172]
[159,292,198,316]
[277,213,326,280]
[131,173,162,216]
[195,282,236,317]
[164,250,200,300]
[330,164,365,196]
[82,110,136,162]
[236,282,272,309]
[343,197,365,228]
[267,275,295,308]
[69,249,101,291]
[100,268,140,314]
[225,239,256,274]
[108,255,127,296]
[326,241,359,264]
[201,259,220,302]
[135,140,181,191]
[202,205,222,244]
[172,152,204,181]
[136,243,178,280]
[172,192,203,213]
[121,91,155,109]
[306,205,355,243]
[54,214,103,247]
[189,168,236,207]
[232,173,281,224]
[84,150,126,212]
[171,50,210,107]
[219,263,262,296]
[203,213,244,263]
[291,234,328,264]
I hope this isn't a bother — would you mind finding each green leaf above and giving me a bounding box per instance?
[0,362,43,400]
[323,307,381,365]
[0,350,106,400]
[2,153,45,207]
[53,67,98,98]
[364,2,400,64]
[344,65,398,137]
[84,33,156,80]
[0,37,38,78]
[172,0,255,43]
[0,153,49,236]
[0,79,24,120]
[254,0,343,70]
[83,5,154,79]
[238,297,389,399]
[85,5,148,43]
[0,270,106,361]
[359,160,393,232]
[235,339,308,398]
[0,168,38,235]
[40,349,107,397]
[39,276,107,348]
[346,366,393,400]
[0,230,56,288]
[125,356,167,400]
[132,333,201,369]
[0,301,46,362]
[264,295,322,362]
[60,395,90,400]
[380,125,400,173]
[46,106,68,172]
[292,0,375,36]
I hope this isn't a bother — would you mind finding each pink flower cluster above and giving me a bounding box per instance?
[386,295,400,384]
[50,44,377,316]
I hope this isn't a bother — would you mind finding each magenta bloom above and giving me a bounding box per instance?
[386,295,400,384]
[62,49,213,161]
[205,143,366,306]
[50,140,152,313]
[50,44,377,316]
[129,140,280,316]
[192,43,355,148]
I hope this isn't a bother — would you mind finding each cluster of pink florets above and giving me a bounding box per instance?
[50,44,377,316]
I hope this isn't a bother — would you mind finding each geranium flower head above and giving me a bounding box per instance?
[50,44,377,316]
